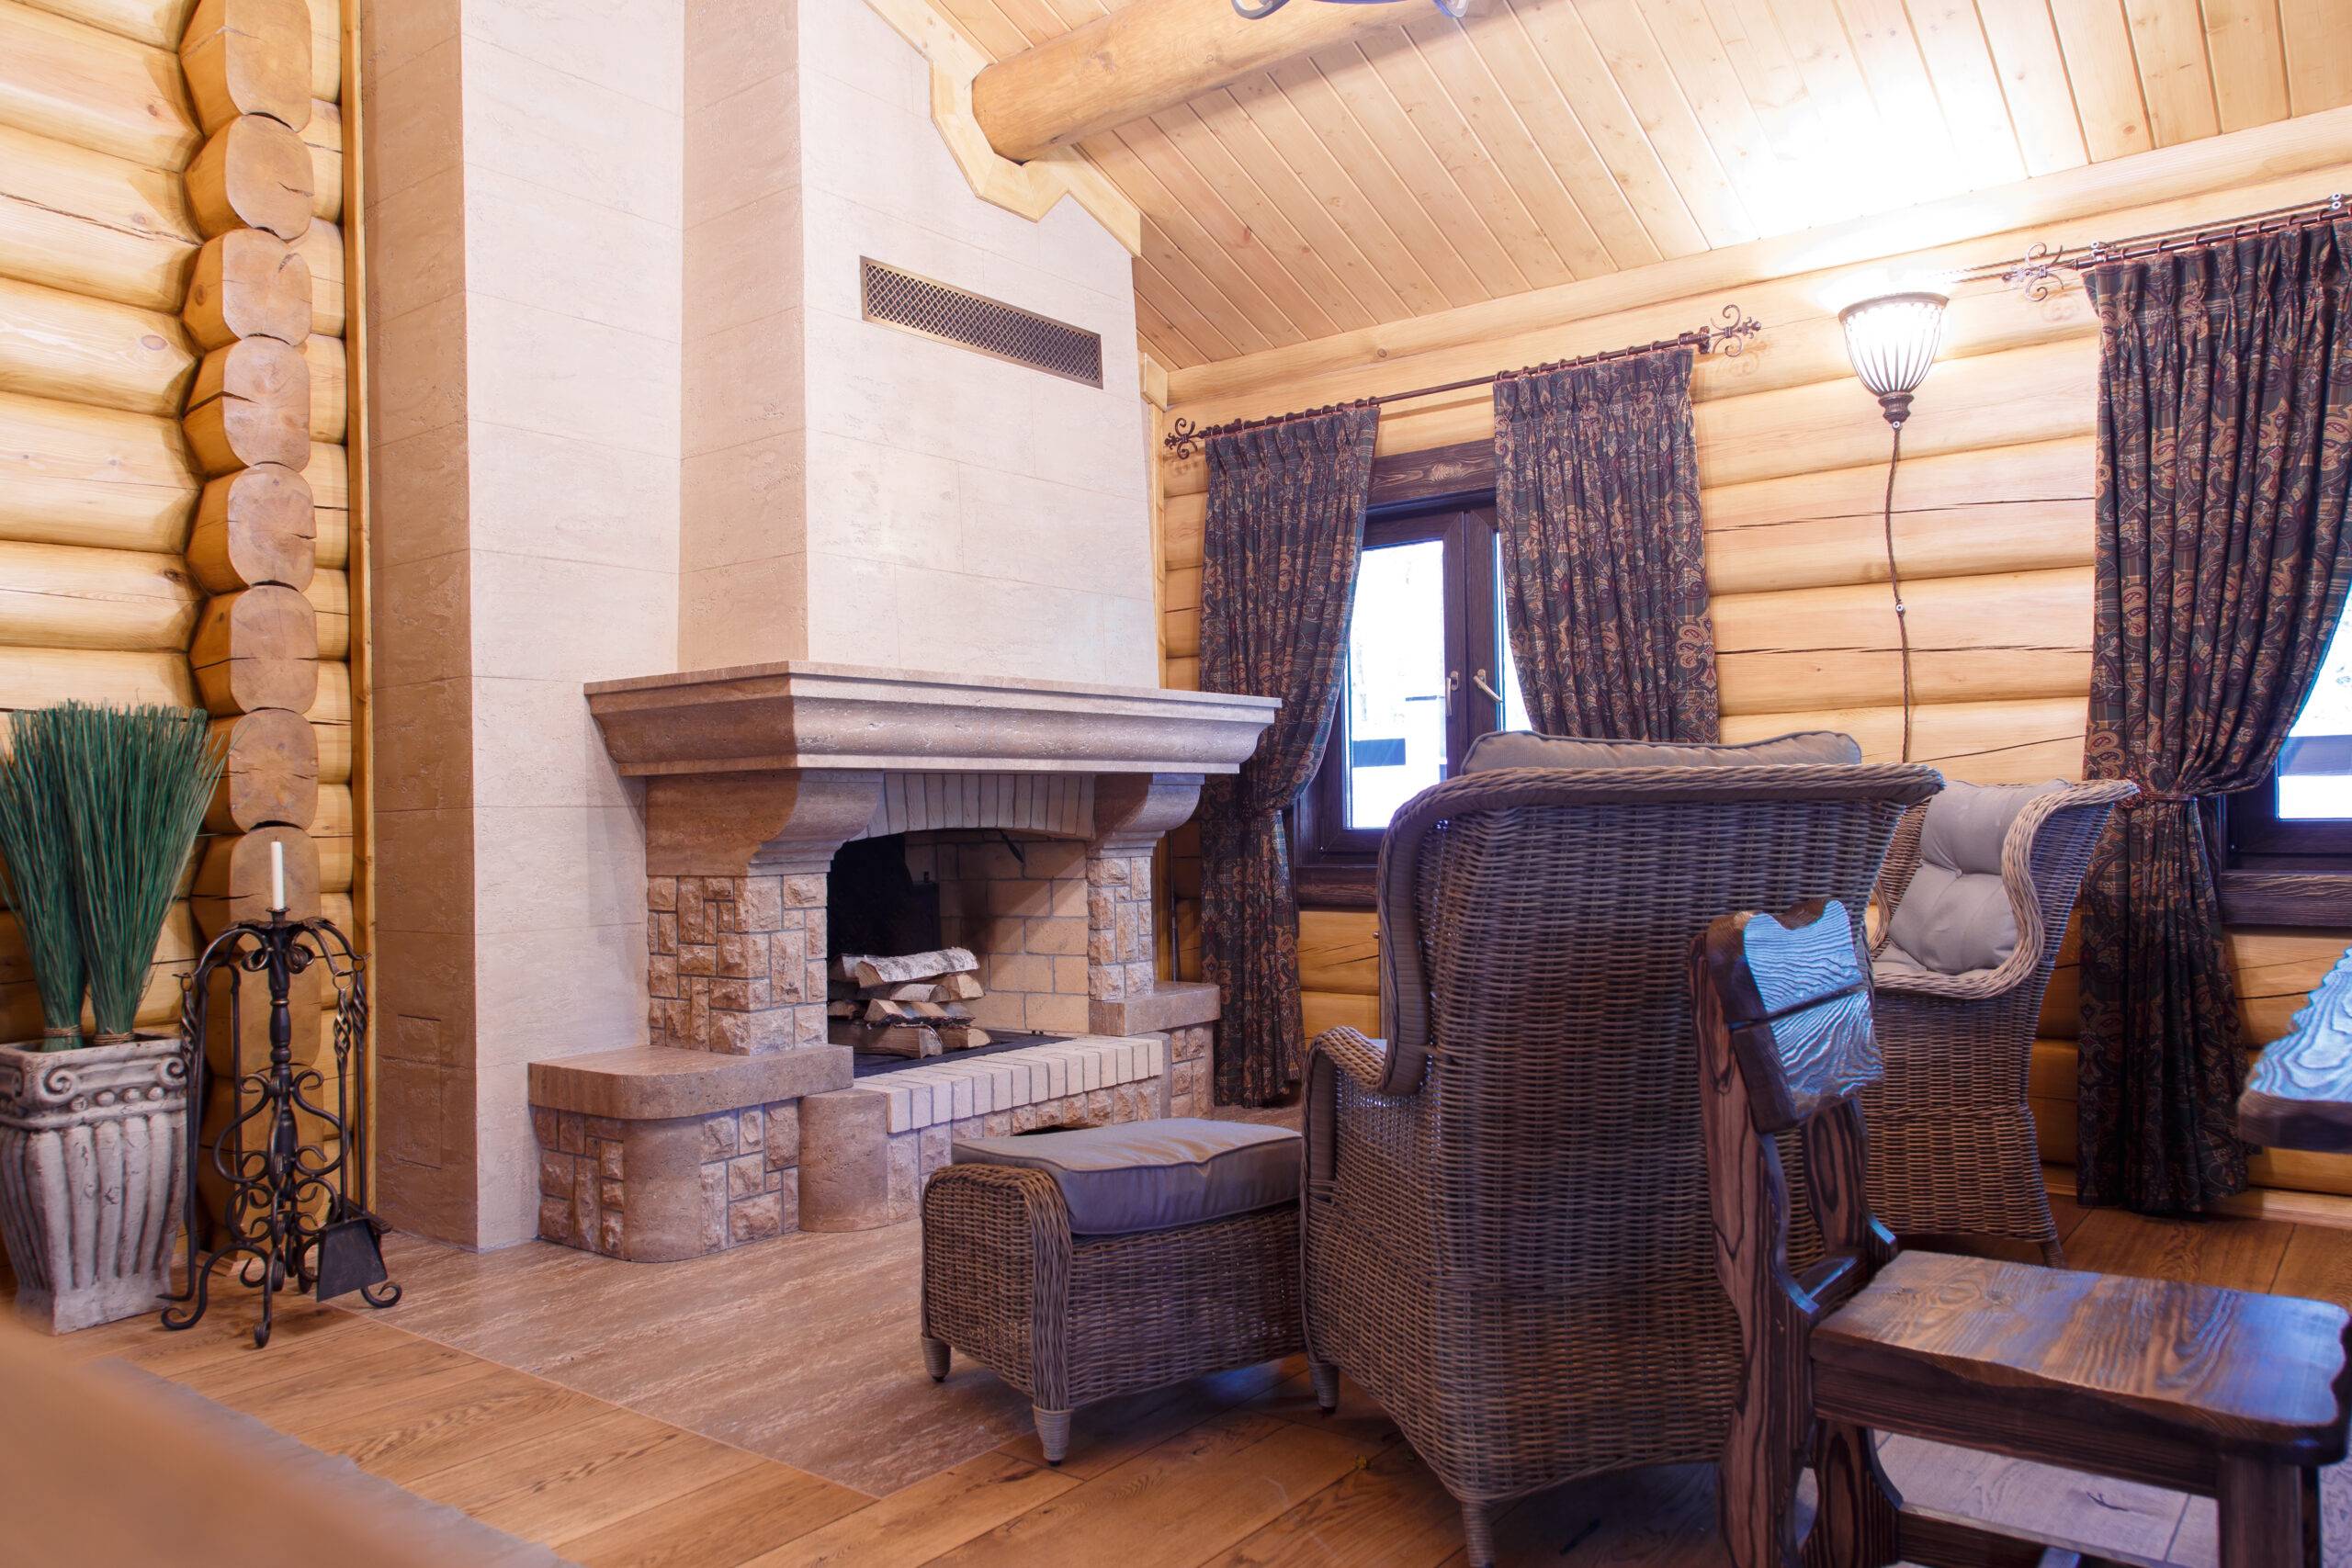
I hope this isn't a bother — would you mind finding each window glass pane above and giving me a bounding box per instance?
[1343,539,1448,829]
[1492,536,1532,735]
[2281,609,2352,819]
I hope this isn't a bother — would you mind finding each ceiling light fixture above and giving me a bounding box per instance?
[1235,0,1467,17]
[1838,291,1948,763]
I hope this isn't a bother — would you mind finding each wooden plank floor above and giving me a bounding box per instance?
[36,1192,2352,1568]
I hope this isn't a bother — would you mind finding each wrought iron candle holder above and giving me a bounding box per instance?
[163,900,400,1347]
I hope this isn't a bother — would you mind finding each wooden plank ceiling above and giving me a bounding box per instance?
[935,0,2352,370]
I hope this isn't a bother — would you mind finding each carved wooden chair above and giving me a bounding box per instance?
[1692,898,2352,1568]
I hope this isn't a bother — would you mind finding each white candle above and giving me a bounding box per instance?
[270,838,285,911]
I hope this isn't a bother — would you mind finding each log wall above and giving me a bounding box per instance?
[0,0,358,1154]
[1155,112,2352,1201]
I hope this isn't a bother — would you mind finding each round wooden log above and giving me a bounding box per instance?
[183,113,313,240]
[177,0,310,135]
[309,659,348,783]
[187,581,315,712]
[0,274,193,415]
[300,96,337,221]
[312,496,344,568]
[187,460,312,590]
[0,123,198,311]
[303,331,342,441]
[0,2,200,168]
[0,645,194,708]
[191,820,317,933]
[183,334,309,473]
[17,0,199,49]
[0,538,199,649]
[182,227,309,348]
[204,704,316,832]
[300,437,343,509]
[0,388,198,549]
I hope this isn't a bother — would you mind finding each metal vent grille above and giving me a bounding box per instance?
[860,258,1103,388]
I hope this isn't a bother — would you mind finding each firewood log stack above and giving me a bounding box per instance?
[828,946,990,1057]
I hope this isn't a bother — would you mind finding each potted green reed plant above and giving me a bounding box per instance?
[0,703,221,1332]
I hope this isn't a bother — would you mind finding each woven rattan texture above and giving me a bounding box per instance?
[919,1164,1302,1418]
[1861,783,2133,1250]
[1304,762,1941,1515]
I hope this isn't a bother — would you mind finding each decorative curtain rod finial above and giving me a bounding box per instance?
[1160,303,1762,459]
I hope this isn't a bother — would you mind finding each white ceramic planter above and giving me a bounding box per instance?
[0,1037,188,1333]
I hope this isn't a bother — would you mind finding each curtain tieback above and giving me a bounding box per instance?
[2118,788,2203,807]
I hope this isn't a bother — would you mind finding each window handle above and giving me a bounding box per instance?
[1444,670,1458,717]
[1471,668,1504,704]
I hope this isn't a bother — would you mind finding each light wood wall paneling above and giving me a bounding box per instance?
[1159,121,2352,416]
[1161,332,2104,501]
[183,228,310,350]
[1710,566,2094,716]
[307,656,346,784]
[203,703,315,832]
[294,220,340,336]
[306,567,345,659]
[177,0,309,133]
[0,389,199,548]
[183,114,312,239]
[300,96,338,220]
[0,1,199,167]
[0,646,195,708]
[187,582,315,713]
[183,334,309,473]
[0,539,199,649]
[0,276,195,414]
[1160,434,2097,584]
[0,124,200,310]
[303,330,343,440]
[1719,694,2090,782]
[187,462,312,592]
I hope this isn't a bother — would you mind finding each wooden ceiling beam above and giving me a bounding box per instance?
[970,0,1408,164]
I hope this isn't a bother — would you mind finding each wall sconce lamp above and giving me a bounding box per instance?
[1839,291,1948,762]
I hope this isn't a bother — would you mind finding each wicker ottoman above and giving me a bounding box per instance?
[919,1118,1304,1463]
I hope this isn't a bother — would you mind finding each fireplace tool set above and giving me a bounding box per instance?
[163,849,400,1347]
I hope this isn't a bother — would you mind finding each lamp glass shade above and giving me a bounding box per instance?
[1838,291,1948,400]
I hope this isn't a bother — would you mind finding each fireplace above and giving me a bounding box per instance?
[528,661,1276,1254]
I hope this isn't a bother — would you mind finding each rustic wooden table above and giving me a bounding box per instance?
[2241,944,2352,1154]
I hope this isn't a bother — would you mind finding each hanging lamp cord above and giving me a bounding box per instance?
[1881,418,1915,763]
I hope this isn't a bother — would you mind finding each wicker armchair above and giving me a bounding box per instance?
[1301,759,1941,1567]
[1860,778,2135,1263]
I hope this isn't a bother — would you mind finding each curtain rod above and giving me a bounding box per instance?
[1973,191,2346,298]
[1159,304,1761,460]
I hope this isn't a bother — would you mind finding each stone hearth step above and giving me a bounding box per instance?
[799,1033,1173,1233]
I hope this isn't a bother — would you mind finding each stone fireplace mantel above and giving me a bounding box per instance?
[580,661,1276,1059]
[584,660,1279,778]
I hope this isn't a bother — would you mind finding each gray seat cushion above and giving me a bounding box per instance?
[951,1118,1301,1235]
[1461,729,1862,773]
[1879,779,2066,976]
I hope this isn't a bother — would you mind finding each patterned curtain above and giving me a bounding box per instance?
[1197,405,1378,1105]
[1492,348,1719,740]
[2077,220,2352,1213]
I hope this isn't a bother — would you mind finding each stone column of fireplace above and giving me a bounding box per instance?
[640,771,884,1055]
[1087,773,1220,1118]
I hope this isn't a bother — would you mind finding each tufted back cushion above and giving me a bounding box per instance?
[1881,780,2067,976]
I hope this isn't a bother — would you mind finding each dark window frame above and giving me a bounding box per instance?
[2219,753,2352,927]
[1292,493,1509,909]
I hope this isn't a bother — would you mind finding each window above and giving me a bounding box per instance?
[1293,505,1525,905]
[2222,605,2352,922]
